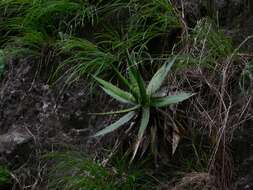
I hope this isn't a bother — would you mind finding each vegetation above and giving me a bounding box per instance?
[46,152,156,190]
[0,166,11,187]
[239,60,253,94]
[0,0,180,83]
[93,55,194,160]
[0,0,252,190]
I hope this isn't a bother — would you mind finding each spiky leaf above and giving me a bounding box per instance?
[94,76,135,104]
[93,111,136,137]
[131,107,150,161]
[127,52,147,103]
[89,105,140,115]
[151,92,195,107]
[147,57,176,96]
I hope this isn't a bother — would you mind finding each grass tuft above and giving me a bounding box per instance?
[45,151,156,190]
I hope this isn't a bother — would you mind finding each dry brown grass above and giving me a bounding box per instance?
[172,172,217,190]
[168,55,252,189]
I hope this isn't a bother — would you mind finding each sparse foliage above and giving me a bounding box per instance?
[0,166,11,187]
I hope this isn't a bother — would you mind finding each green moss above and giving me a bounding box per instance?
[0,166,11,187]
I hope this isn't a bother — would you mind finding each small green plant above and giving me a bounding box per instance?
[0,166,11,187]
[239,60,253,94]
[46,152,155,190]
[93,54,195,160]
[193,19,233,58]
[176,18,234,70]
[46,152,114,190]
[52,37,116,84]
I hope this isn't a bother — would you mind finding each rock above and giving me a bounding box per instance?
[0,125,32,159]
[236,176,253,190]
[0,58,98,166]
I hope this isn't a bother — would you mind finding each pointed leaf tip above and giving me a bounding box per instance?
[93,111,136,137]
[94,76,135,104]
[151,92,195,107]
[131,107,150,162]
[147,56,177,96]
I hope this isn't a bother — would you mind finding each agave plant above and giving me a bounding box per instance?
[93,56,194,160]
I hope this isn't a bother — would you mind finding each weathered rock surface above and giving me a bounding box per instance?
[0,125,33,165]
[0,57,106,188]
[0,58,103,168]
[0,125,32,154]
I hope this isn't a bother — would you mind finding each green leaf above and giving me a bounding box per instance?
[135,72,148,105]
[127,51,139,86]
[126,51,147,103]
[88,105,140,115]
[101,87,133,104]
[151,92,195,107]
[93,111,136,137]
[127,60,140,95]
[94,76,135,104]
[131,107,150,162]
[147,57,176,96]
[127,62,147,104]
[110,63,131,89]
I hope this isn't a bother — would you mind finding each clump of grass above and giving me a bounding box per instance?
[52,37,116,83]
[129,0,180,33]
[4,29,53,58]
[1,0,181,83]
[0,0,98,37]
[192,19,233,58]
[45,151,155,190]
[0,0,100,75]
[176,18,233,69]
